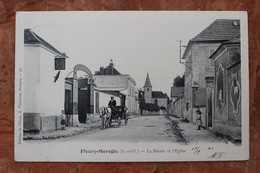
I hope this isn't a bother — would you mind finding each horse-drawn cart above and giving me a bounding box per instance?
[109,106,128,128]
[100,106,128,129]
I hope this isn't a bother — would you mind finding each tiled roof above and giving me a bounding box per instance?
[209,37,240,60]
[152,91,168,98]
[104,66,121,75]
[223,37,240,44]
[170,87,184,98]
[95,62,121,75]
[182,19,240,59]
[144,73,152,87]
[192,19,240,41]
[24,29,67,57]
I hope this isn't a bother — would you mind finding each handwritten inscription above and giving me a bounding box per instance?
[191,146,214,155]
[208,152,226,159]
[191,146,226,159]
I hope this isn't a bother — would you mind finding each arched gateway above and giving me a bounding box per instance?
[65,64,94,126]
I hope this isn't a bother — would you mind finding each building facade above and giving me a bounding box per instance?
[23,30,132,132]
[23,29,71,132]
[168,87,184,118]
[94,62,138,114]
[210,38,241,141]
[143,73,168,111]
[182,19,240,127]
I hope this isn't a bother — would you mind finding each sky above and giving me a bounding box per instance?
[18,11,244,96]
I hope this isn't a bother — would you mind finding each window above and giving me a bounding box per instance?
[147,88,149,91]
[208,49,215,68]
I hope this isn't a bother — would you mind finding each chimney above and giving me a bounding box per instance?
[100,67,104,75]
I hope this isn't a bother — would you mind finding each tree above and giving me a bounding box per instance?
[138,89,160,113]
[173,75,185,87]
[144,103,160,112]
[160,106,166,111]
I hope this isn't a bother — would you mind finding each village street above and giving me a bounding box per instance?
[65,116,181,142]
[60,115,180,143]
[28,115,184,144]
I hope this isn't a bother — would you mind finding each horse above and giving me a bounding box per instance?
[99,106,111,130]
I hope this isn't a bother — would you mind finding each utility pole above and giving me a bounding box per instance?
[177,40,182,64]
[177,40,191,70]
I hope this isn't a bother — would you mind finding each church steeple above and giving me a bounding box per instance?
[144,73,152,87]
[143,73,152,103]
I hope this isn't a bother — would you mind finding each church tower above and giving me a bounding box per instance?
[143,73,152,103]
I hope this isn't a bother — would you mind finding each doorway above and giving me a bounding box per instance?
[208,90,213,128]
[65,89,72,115]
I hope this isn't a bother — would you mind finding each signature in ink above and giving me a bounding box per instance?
[209,152,225,159]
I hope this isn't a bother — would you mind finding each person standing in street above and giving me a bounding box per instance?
[60,110,66,130]
[196,109,202,130]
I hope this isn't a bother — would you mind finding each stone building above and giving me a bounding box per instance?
[94,61,138,114]
[23,29,71,132]
[65,63,125,124]
[168,87,184,118]
[182,19,240,128]
[23,30,129,131]
[209,38,241,142]
[143,73,168,110]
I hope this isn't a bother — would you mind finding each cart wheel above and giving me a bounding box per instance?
[117,117,121,128]
[124,114,128,125]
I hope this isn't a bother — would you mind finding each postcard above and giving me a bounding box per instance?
[15,11,249,162]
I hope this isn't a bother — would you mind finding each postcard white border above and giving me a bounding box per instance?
[15,11,249,162]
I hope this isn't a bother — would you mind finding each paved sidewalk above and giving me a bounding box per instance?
[23,114,102,140]
[167,116,225,144]
[24,121,100,140]
[24,114,141,140]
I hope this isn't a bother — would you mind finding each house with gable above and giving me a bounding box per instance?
[23,29,73,132]
[182,19,240,128]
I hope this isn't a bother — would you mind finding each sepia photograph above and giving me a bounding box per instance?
[15,11,249,162]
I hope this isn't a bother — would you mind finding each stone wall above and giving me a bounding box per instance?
[23,113,41,131]
[41,115,61,131]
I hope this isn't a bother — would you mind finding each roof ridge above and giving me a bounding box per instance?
[192,19,240,41]
[24,28,68,57]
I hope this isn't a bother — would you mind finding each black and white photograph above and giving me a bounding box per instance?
[15,11,249,162]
